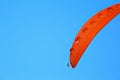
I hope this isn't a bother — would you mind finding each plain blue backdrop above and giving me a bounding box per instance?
[0,0,120,80]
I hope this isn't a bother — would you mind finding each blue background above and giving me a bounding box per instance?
[0,0,120,80]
